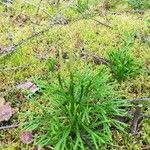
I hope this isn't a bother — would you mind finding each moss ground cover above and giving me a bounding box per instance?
[0,0,150,149]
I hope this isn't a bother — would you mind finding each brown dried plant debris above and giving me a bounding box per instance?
[13,13,29,27]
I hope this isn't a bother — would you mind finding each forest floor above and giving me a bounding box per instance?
[0,0,150,149]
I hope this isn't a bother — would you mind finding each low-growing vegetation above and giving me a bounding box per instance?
[21,64,129,149]
[0,0,150,149]
[108,48,142,81]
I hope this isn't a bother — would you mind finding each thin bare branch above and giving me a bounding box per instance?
[130,105,143,135]
[0,26,52,57]
[76,6,113,29]
[24,0,52,18]
[0,64,32,72]
[35,0,43,16]
[129,98,150,103]
[0,124,19,130]
[81,52,110,66]
[81,134,95,150]
[90,18,113,29]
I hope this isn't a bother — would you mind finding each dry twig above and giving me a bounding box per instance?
[91,18,113,29]
[0,124,19,130]
[129,98,150,103]
[81,134,95,150]
[0,26,52,57]
[130,105,143,135]
[0,64,32,72]
[81,52,110,66]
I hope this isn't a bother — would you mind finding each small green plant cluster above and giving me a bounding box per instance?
[107,31,143,82]
[127,0,150,10]
[21,65,128,149]
[74,0,89,13]
[108,48,142,81]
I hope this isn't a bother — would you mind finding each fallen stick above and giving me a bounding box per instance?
[0,124,19,130]
[80,52,110,66]
[92,54,110,66]
[129,98,150,103]
[77,9,113,29]
[110,10,145,15]
[0,27,52,57]
[130,105,143,135]
[81,134,95,150]
[0,63,32,72]
[91,18,113,29]
[141,146,150,150]
[24,0,52,18]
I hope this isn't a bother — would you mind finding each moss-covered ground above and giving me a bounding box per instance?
[0,0,150,149]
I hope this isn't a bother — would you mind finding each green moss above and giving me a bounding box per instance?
[0,0,150,149]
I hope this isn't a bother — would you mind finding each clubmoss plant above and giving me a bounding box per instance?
[75,0,89,13]
[107,48,142,82]
[21,64,129,149]
[127,0,150,10]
